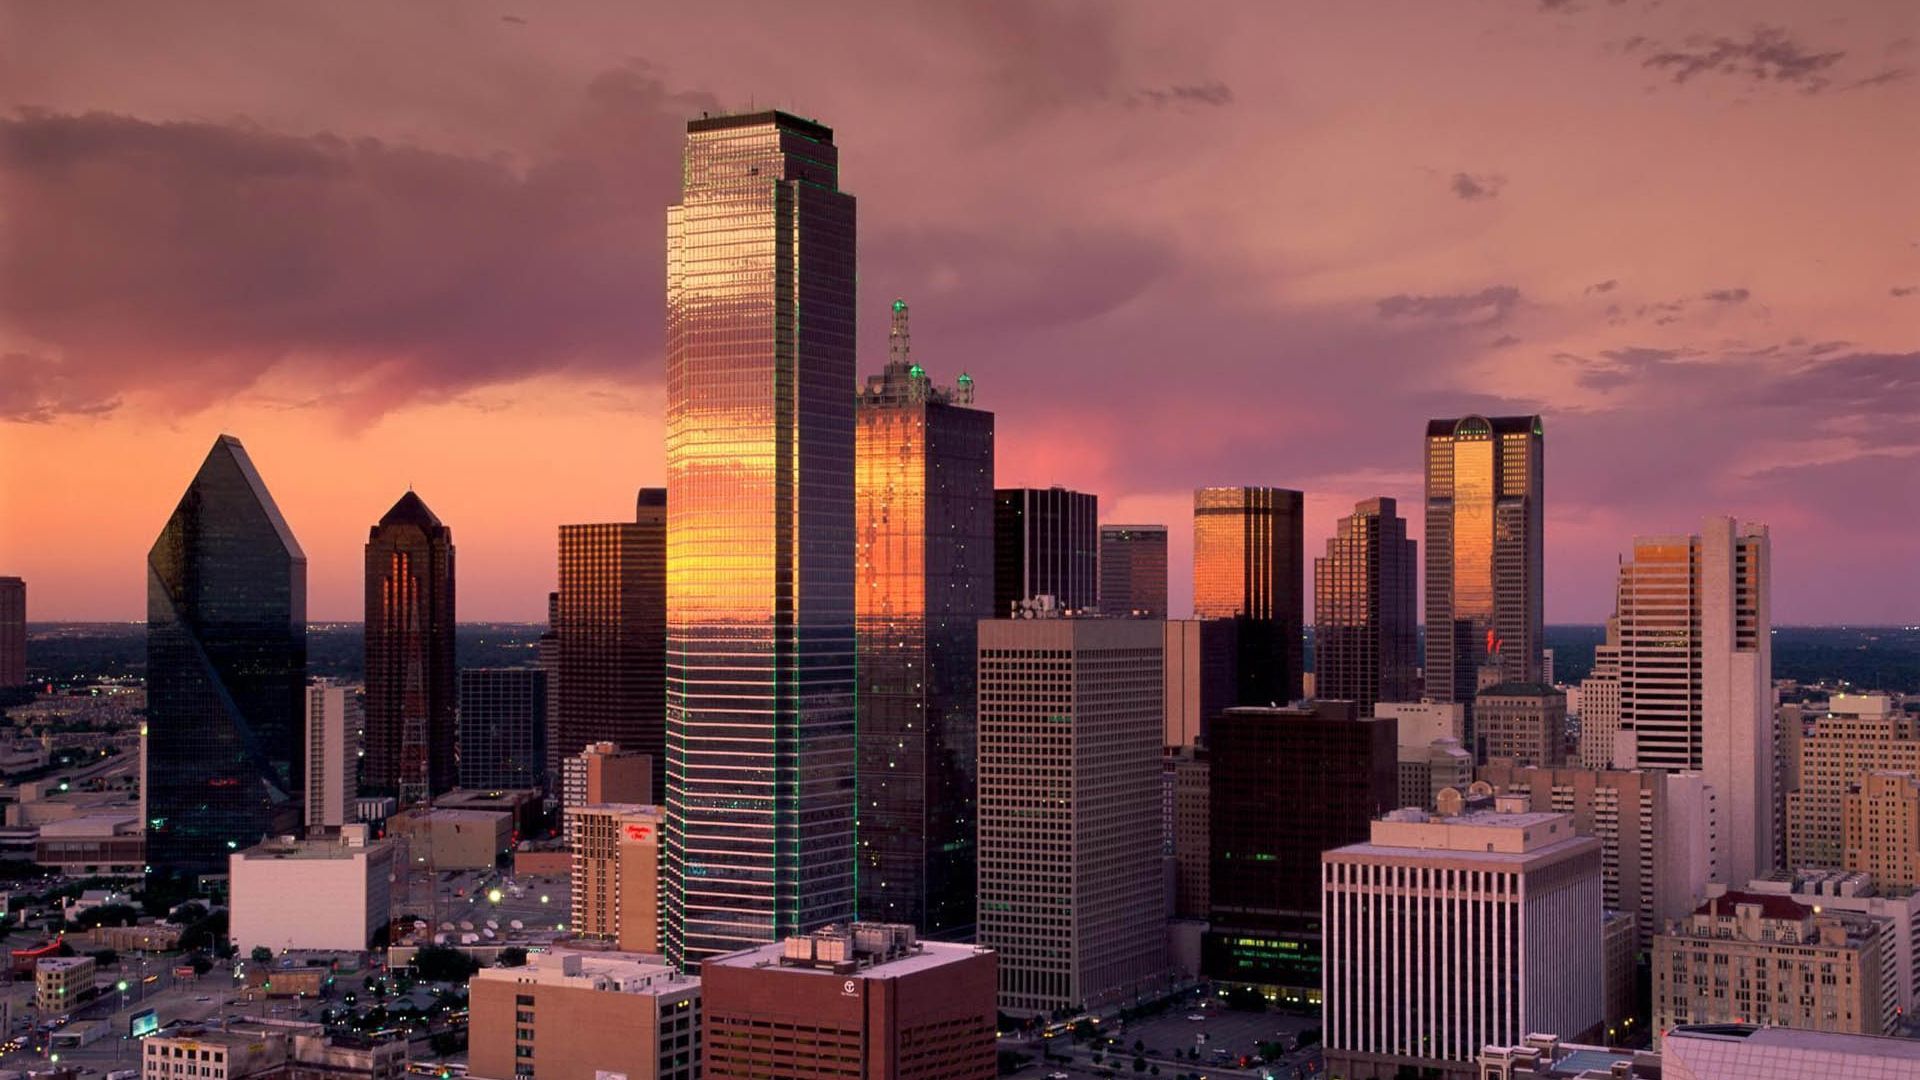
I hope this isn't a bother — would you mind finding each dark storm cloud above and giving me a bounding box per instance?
[1585,279,1619,294]
[0,66,716,416]
[1128,82,1235,108]
[1375,285,1522,323]
[1450,172,1505,200]
[1702,287,1751,303]
[1633,27,1847,93]
[0,352,120,422]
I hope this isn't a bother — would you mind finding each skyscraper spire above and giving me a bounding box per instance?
[889,297,912,371]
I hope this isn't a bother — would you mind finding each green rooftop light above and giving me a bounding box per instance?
[892,299,906,313]
[908,364,924,379]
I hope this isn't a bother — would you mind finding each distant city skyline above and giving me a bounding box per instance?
[1,2,1914,626]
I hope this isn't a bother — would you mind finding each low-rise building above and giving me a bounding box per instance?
[1653,889,1893,1040]
[35,812,144,875]
[1477,1034,1646,1080]
[1845,771,1920,888]
[468,949,699,1080]
[229,827,395,954]
[386,807,509,871]
[703,923,996,1080]
[1476,683,1569,767]
[1398,737,1473,811]
[140,1021,404,1080]
[35,955,97,1014]
[1661,1023,1920,1080]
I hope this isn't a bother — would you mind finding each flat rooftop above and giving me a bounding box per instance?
[706,938,991,980]
[1667,1023,1920,1060]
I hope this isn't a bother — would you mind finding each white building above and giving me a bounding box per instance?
[1616,517,1773,886]
[1576,617,1624,769]
[304,680,361,832]
[229,826,394,954]
[977,617,1168,1014]
[1375,700,1466,748]
[1323,796,1603,1080]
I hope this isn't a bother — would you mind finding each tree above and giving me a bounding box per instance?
[1133,1057,1147,1073]
[411,945,481,983]
[997,1049,1032,1076]
[496,946,528,968]
[250,945,274,964]
[189,954,213,976]
[88,948,119,967]
[1133,1039,1145,1054]
[1223,984,1267,1012]
[169,902,210,926]
[1072,1018,1098,1042]
[74,902,140,930]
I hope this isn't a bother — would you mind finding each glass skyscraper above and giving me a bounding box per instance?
[1313,497,1418,713]
[1423,415,1544,708]
[1099,524,1169,618]
[1192,486,1305,705]
[664,111,857,968]
[146,435,307,875]
[363,490,456,803]
[457,667,549,792]
[854,298,994,937]
[557,488,666,801]
[993,487,1099,614]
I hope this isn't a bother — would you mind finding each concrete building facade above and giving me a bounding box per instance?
[1476,683,1568,767]
[229,828,395,954]
[303,681,360,832]
[469,950,700,1080]
[1323,800,1603,1080]
[976,617,1167,1014]
[567,803,662,954]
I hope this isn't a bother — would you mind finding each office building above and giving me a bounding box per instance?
[1616,517,1774,885]
[855,303,994,936]
[993,487,1097,613]
[36,813,145,876]
[1846,771,1920,888]
[1601,909,1638,1037]
[1163,618,1238,749]
[142,1022,405,1080]
[1165,748,1210,919]
[386,807,509,871]
[0,576,23,687]
[303,681,360,832]
[1193,486,1305,705]
[1476,683,1568,767]
[1376,700,1465,745]
[1398,737,1473,812]
[1751,868,1920,1018]
[665,112,858,968]
[1786,695,1920,869]
[469,950,701,1080]
[35,955,97,1014]
[558,487,667,802]
[1313,497,1417,712]
[1478,764,1715,951]
[977,618,1166,1013]
[561,742,652,831]
[457,668,548,792]
[362,490,456,803]
[1099,524,1168,617]
[537,590,561,782]
[1206,702,1396,1000]
[147,435,306,874]
[703,924,995,1080]
[228,827,395,954]
[1323,799,1603,1080]
[1653,889,1892,1039]
[1577,617,1623,769]
[1423,415,1544,711]
[568,803,663,954]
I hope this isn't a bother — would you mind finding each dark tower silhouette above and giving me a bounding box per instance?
[146,435,307,874]
[363,490,457,803]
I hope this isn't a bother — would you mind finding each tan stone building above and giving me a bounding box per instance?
[1653,890,1892,1041]
[1477,764,1714,951]
[1397,737,1472,811]
[1844,771,1920,888]
[468,950,699,1080]
[1784,694,1919,869]
[1475,682,1568,767]
[1163,749,1209,919]
[566,802,661,953]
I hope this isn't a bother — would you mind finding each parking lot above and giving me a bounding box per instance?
[1001,995,1325,1079]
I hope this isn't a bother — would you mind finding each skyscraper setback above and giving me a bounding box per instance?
[1193,486,1305,705]
[1423,415,1544,708]
[362,490,456,803]
[1616,516,1775,885]
[993,487,1098,613]
[664,111,858,968]
[1313,497,1418,713]
[1099,523,1168,617]
[557,489,666,802]
[146,435,307,874]
[854,299,994,937]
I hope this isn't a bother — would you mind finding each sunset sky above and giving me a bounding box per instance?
[1,0,1914,623]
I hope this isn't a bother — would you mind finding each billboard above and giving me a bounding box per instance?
[128,1009,158,1039]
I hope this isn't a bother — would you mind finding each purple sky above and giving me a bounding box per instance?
[0,0,1915,623]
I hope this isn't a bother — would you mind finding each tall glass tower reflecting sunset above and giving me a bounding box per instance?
[663,111,858,969]
[1423,415,1544,711]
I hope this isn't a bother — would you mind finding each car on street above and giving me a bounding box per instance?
[1186,1014,1205,1021]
